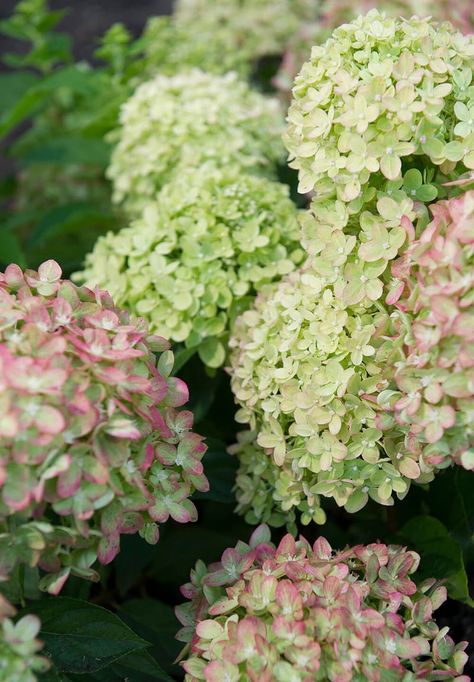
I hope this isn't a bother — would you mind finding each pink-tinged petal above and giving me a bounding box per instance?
[169,499,198,524]
[166,377,189,407]
[196,619,223,640]
[276,533,297,559]
[35,405,65,435]
[313,536,332,560]
[204,660,240,682]
[149,499,169,523]
[398,457,421,480]
[0,413,18,438]
[38,260,62,282]
[40,568,71,595]
[57,461,82,497]
[155,443,177,466]
[97,533,120,564]
[424,422,444,443]
[4,263,25,287]
[105,418,141,440]
[395,636,422,659]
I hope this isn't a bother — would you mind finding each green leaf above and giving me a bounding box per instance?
[27,202,115,247]
[194,438,237,503]
[66,651,173,682]
[399,515,473,605]
[24,597,150,674]
[0,72,39,116]
[119,598,181,675]
[0,231,26,268]
[198,337,226,368]
[15,136,110,167]
[416,184,438,202]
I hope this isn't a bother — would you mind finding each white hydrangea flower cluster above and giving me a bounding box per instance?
[229,262,418,525]
[284,11,474,248]
[78,168,303,368]
[107,70,286,214]
[174,0,318,76]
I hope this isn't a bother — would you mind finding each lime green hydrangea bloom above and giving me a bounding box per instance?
[107,69,286,214]
[275,3,474,96]
[0,595,49,682]
[229,260,421,525]
[284,12,474,249]
[173,0,318,77]
[78,168,303,368]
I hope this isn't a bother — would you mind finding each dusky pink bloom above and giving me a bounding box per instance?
[0,261,207,592]
[177,525,468,681]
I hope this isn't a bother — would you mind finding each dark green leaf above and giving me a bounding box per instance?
[24,597,149,674]
[194,438,237,503]
[27,202,115,247]
[66,651,173,682]
[119,598,181,674]
[0,231,26,268]
[0,72,39,116]
[14,136,110,167]
[399,515,473,605]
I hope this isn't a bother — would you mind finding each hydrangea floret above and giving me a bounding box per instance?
[229,264,413,524]
[0,594,49,682]
[177,524,469,682]
[284,12,474,248]
[0,261,207,593]
[376,191,474,472]
[78,168,303,368]
[107,70,286,214]
[173,0,317,77]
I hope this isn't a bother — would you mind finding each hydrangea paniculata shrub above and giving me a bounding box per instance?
[78,168,304,368]
[173,0,317,77]
[177,525,469,682]
[284,12,474,249]
[0,261,207,593]
[107,70,286,214]
[0,594,48,682]
[377,191,474,472]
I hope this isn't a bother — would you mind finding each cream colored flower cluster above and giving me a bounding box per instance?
[107,69,286,214]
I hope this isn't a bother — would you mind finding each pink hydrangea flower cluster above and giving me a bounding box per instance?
[0,261,207,594]
[177,525,468,682]
[377,191,474,473]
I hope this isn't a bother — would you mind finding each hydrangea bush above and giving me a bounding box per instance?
[0,261,207,593]
[376,191,474,472]
[177,525,469,682]
[107,70,286,214]
[284,12,474,249]
[173,0,317,77]
[78,168,303,368]
[0,594,48,682]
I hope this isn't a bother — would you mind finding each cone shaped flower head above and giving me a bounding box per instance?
[275,3,474,98]
[376,191,474,472]
[0,594,49,682]
[107,69,286,214]
[78,168,304,368]
[284,11,474,249]
[229,263,407,525]
[177,524,469,682]
[0,261,207,593]
[173,0,318,77]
